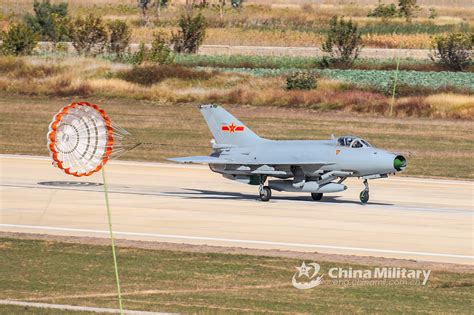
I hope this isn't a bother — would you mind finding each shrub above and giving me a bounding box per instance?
[286,71,317,90]
[171,11,207,54]
[121,33,174,65]
[49,14,71,44]
[24,0,69,41]
[123,42,147,65]
[428,7,438,20]
[322,16,363,65]
[55,41,69,53]
[107,20,131,57]
[118,64,212,86]
[149,32,175,64]
[368,2,398,20]
[398,0,419,23]
[430,33,473,71]
[70,14,107,56]
[1,23,38,56]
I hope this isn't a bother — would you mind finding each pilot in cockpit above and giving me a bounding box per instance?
[337,136,371,148]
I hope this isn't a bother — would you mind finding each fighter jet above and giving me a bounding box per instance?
[169,105,407,203]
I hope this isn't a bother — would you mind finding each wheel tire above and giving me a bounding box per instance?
[259,186,271,202]
[311,193,323,201]
[360,190,369,204]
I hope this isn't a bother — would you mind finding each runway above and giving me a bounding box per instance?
[1,155,473,265]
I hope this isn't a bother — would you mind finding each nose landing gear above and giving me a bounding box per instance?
[259,185,272,201]
[359,179,369,204]
[258,175,271,202]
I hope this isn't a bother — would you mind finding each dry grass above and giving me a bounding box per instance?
[129,27,449,49]
[0,56,472,119]
[363,33,433,49]
[425,93,474,118]
[0,93,473,178]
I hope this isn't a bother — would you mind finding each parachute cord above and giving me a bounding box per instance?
[101,165,124,315]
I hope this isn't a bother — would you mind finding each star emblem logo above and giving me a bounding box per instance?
[296,261,311,278]
[292,262,324,290]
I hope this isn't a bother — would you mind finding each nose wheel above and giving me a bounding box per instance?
[259,186,272,202]
[258,175,271,201]
[360,179,369,204]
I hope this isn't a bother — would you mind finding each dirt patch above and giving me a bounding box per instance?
[21,284,288,302]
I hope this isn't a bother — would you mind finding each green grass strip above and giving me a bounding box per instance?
[101,166,124,314]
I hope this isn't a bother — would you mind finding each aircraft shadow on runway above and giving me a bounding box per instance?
[165,188,393,206]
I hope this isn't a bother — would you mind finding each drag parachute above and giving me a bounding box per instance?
[47,102,139,177]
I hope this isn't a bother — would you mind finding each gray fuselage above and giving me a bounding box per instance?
[210,138,402,178]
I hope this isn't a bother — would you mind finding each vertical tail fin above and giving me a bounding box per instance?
[200,105,263,145]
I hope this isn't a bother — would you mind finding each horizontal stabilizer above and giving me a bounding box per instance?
[168,156,234,164]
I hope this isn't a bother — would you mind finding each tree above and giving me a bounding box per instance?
[138,0,151,16]
[70,15,108,56]
[107,20,131,57]
[1,22,38,56]
[398,0,419,23]
[171,10,207,54]
[24,0,69,41]
[155,0,169,19]
[430,33,472,71]
[322,16,363,65]
[367,1,398,21]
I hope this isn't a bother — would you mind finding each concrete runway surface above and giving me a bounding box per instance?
[1,155,473,265]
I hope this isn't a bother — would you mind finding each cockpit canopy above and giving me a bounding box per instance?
[337,136,372,148]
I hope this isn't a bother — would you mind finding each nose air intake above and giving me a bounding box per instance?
[394,155,407,171]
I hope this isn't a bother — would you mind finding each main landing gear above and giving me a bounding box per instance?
[359,179,369,204]
[311,193,323,201]
[258,175,271,202]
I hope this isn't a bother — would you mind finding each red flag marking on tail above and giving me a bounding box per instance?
[221,122,244,133]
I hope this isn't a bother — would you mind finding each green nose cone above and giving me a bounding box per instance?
[394,156,406,171]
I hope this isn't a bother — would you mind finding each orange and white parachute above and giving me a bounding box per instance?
[47,102,139,177]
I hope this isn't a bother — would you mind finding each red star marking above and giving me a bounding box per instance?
[221,123,244,133]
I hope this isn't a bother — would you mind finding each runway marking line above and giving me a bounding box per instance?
[1,224,473,261]
[0,300,172,315]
